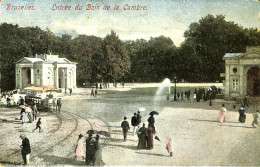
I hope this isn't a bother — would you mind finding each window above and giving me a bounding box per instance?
[233,79,239,91]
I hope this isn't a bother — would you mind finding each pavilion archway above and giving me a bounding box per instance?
[247,66,260,97]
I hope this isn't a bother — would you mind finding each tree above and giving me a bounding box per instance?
[180,14,260,82]
[98,31,130,82]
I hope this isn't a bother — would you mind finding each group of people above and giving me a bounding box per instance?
[121,111,157,150]
[194,87,217,103]
[218,104,260,128]
[50,98,62,112]
[121,111,173,156]
[175,90,191,101]
[75,133,105,165]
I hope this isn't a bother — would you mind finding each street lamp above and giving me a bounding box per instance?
[174,75,177,101]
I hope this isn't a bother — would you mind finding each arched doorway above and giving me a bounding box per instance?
[58,69,65,88]
[21,67,31,88]
[247,66,260,96]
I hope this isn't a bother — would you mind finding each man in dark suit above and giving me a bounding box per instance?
[20,134,31,165]
[121,117,130,142]
[131,113,138,135]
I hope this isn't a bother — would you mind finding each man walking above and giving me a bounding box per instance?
[33,118,41,133]
[20,134,31,165]
[57,98,62,112]
[121,117,130,142]
[131,113,138,135]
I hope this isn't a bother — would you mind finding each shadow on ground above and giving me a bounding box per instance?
[36,155,85,165]
[135,152,168,157]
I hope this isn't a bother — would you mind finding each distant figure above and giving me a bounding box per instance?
[6,96,11,107]
[243,96,249,108]
[91,89,95,97]
[93,135,105,166]
[32,103,38,121]
[252,110,260,128]
[137,123,148,149]
[218,104,227,123]
[52,98,57,112]
[209,99,212,106]
[166,137,173,156]
[147,124,155,150]
[121,117,130,142]
[181,92,184,100]
[85,133,96,165]
[75,134,84,160]
[131,113,138,135]
[100,83,102,89]
[19,96,25,106]
[33,118,41,133]
[20,134,31,165]
[57,98,62,112]
[238,105,246,123]
[69,88,72,95]
[95,89,98,97]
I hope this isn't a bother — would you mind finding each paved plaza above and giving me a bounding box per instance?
[0,83,259,166]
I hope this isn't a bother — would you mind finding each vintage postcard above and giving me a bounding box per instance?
[0,0,259,166]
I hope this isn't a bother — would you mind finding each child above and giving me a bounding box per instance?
[33,118,41,133]
[166,137,173,156]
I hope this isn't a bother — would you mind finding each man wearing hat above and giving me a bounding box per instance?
[20,134,31,165]
[121,117,130,142]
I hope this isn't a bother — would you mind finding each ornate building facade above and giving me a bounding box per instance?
[16,54,77,90]
[223,46,260,100]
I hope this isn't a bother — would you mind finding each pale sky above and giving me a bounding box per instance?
[0,0,259,46]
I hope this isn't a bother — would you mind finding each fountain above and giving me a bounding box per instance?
[153,78,171,103]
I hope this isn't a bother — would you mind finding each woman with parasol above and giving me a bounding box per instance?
[147,111,159,133]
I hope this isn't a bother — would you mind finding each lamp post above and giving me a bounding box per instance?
[174,75,177,101]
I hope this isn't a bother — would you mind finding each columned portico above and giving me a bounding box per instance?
[16,54,77,90]
[223,46,260,100]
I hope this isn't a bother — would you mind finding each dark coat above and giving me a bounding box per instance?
[131,116,138,126]
[238,108,246,123]
[85,137,96,164]
[147,116,155,125]
[137,114,142,125]
[21,137,31,155]
[121,121,130,132]
[137,127,148,149]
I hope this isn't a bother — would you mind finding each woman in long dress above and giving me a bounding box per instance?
[238,105,246,123]
[75,134,84,160]
[218,104,227,122]
[22,110,29,124]
[147,124,155,150]
[93,135,105,166]
[166,137,173,156]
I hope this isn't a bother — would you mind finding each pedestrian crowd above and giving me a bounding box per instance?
[121,109,172,156]
[218,103,259,128]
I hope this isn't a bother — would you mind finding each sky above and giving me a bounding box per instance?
[0,0,259,46]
